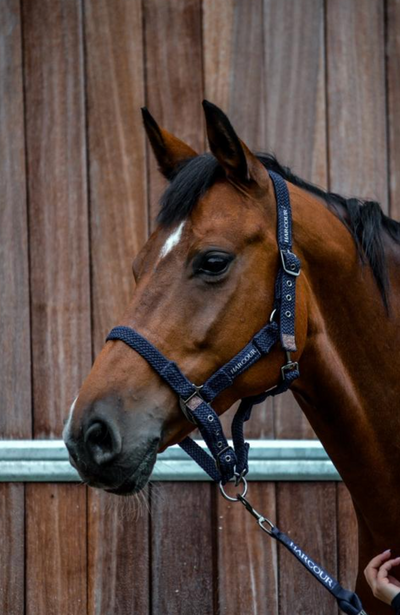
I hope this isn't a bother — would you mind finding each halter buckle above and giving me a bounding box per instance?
[280,249,301,277]
[281,360,299,380]
[281,351,299,380]
[179,386,204,425]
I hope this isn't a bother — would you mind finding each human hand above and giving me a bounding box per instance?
[364,550,400,605]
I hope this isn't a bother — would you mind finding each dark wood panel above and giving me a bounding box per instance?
[88,489,149,615]
[85,0,148,353]
[23,0,91,437]
[26,484,87,615]
[204,0,326,440]
[327,0,388,211]
[262,0,327,184]
[23,2,90,611]
[144,0,204,224]
[217,482,278,614]
[151,483,214,615]
[203,0,273,440]
[277,482,338,615]
[143,4,212,613]
[262,0,326,440]
[0,2,28,606]
[203,3,301,610]
[0,484,24,615]
[204,0,266,150]
[387,0,400,221]
[0,0,31,438]
[84,2,149,612]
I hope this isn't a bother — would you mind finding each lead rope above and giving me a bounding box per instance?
[220,478,368,615]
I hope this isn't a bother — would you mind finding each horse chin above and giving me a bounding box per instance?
[103,438,159,496]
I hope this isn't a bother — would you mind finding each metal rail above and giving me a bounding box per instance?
[0,440,341,481]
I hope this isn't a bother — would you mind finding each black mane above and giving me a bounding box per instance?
[158,152,400,308]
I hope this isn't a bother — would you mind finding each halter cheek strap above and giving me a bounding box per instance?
[106,171,301,484]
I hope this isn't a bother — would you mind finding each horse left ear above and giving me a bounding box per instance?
[202,100,269,188]
[141,107,198,180]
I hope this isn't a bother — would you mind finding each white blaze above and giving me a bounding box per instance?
[63,396,78,441]
[159,221,185,259]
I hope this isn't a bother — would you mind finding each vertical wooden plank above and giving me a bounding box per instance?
[277,483,338,614]
[327,4,387,607]
[337,483,358,594]
[263,0,326,440]
[217,483,278,614]
[204,4,327,610]
[263,0,327,184]
[26,484,87,615]
[204,0,274,441]
[23,1,89,611]
[88,490,149,614]
[0,0,31,438]
[205,0,326,440]
[204,3,278,612]
[204,0,266,150]
[84,1,149,612]
[0,484,24,615]
[85,0,148,353]
[151,483,214,614]
[327,0,388,211]
[144,0,204,224]
[24,0,91,438]
[387,0,400,221]
[0,2,32,610]
[144,2,215,613]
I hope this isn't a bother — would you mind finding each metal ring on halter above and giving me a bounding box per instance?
[219,476,248,502]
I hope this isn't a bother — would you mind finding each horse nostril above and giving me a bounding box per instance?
[84,419,122,466]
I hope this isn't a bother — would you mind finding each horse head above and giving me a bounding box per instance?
[63,102,308,494]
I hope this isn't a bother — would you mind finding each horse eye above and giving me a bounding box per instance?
[194,252,234,277]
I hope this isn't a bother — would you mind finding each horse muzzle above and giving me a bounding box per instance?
[63,405,160,495]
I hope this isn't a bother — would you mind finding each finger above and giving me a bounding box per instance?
[389,557,400,568]
[379,558,400,576]
[364,564,378,585]
[365,550,392,584]
[367,550,392,571]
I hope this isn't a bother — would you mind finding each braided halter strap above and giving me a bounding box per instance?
[106,172,301,484]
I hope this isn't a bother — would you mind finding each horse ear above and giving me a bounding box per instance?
[202,100,268,187]
[141,107,198,180]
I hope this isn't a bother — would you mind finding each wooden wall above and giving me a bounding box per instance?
[0,0,397,613]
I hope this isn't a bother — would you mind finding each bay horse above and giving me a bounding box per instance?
[64,101,400,614]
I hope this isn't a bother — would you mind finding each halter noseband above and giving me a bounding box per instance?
[106,171,301,485]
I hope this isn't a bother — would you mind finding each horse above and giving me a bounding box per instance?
[63,100,400,614]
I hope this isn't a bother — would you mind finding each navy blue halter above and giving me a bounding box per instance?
[106,171,301,484]
[105,171,367,615]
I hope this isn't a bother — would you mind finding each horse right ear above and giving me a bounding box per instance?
[141,108,198,180]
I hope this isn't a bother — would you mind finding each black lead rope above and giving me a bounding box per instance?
[218,484,367,615]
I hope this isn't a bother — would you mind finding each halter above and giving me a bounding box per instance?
[107,172,300,484]
[106,171,367,615]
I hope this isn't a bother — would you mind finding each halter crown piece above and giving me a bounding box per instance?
[106,172,367,615]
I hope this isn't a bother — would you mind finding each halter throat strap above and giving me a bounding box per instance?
[106,171,301,484]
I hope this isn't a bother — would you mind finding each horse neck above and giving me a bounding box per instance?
[288,183,400,531]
